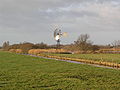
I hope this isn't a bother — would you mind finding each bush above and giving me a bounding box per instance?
[28,49,70,55]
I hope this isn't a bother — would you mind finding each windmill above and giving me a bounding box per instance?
[54,28,67,49]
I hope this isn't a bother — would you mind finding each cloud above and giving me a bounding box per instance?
[0,0,120,45]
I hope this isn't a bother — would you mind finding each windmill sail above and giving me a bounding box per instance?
[63,32,68,37]
[54,29,57,38]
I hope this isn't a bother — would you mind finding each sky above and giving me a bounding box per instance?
[0,0,120,46]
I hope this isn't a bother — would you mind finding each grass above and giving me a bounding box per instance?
[47,53,120,64]
[0,51,120,90]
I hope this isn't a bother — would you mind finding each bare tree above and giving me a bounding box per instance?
[74,34,93,52]
[111,40,120,49]
[2,41,9,50]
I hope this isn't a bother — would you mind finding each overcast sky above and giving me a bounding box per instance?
[0,0,120,46]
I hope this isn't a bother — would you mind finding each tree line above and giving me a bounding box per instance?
[1,34,120,54]
[2,42,50,53]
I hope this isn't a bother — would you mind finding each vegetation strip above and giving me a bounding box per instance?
[28,54,117,69]
[38,54,120,69]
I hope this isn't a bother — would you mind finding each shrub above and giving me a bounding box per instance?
[28,49,70,55]
[16,49,23,54]
[9,49,16,53]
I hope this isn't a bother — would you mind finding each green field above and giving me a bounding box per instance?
[0,51,120,90]
[47,53,120,64]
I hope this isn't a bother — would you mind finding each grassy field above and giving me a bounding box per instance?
[0,51,120,90]
[47,53,120,64]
